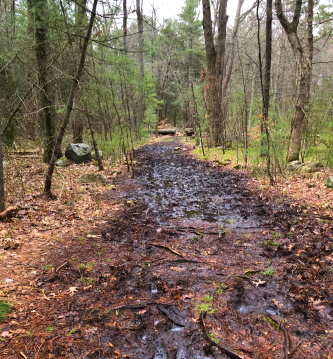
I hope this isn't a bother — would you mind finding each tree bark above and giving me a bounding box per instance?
[257,0,273,182]
[123,0,128,50]
[275,0,314,162]
[44,0,98,197]
[86,113,104,171]
[136,0,145,127]
[28,0,59,163]
[71,0,87,143]
[0,132,5,211]
[202,0,228,147]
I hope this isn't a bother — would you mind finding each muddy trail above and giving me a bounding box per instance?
[1,138,332,359]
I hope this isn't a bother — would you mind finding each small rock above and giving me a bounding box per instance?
[286,161,303,171]
[55,156,72,167]
[326,176,333,188]
[153,347,167,359]
[176,349,187,359]
[174,147,181,151]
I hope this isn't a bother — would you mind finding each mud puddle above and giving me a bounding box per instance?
[128,140,264,230]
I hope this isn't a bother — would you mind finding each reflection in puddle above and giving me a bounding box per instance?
[130,142,262,229]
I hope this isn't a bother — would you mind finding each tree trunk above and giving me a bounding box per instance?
[257,0,273,182]
[86,113,104,171]
[123,0,128,50]
[44,0,98,197]
[71,0,87,143]
[0,132,5,211]
[202,0,249,148]
[28,0,59,163]
[136,0,145,126]
[202,0,226,147]
[275,0,314,162]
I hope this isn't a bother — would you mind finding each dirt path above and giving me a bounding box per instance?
[1,138,332,358]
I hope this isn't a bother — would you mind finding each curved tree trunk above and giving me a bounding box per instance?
[275,0,314,162]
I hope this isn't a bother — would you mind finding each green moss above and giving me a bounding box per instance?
[264,316,279,329]
[0,301,11,322]
[261,268,275,276]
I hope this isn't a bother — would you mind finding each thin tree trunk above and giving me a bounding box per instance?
[0,132,5,211]
[44,0,98,197]
[86,113,104,171]
[136,0,145,126]
[123,0,128,50]
[257,0,273,182]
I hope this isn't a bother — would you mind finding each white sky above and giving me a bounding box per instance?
[147,0,331,22]
[146,0,255,21]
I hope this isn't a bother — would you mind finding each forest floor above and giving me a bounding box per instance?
[0,137,332,359]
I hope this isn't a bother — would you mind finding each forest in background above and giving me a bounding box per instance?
[0,0,333,205]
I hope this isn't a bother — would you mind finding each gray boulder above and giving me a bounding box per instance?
[326,176,333,188]
[79,173,107,183]
[65,143,92,164]
[299,161,323,174]
[286,161,303,171]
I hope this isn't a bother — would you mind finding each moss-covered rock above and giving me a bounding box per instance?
[55,156,72,167]
[79,173,107,183]
[325,176,333,188]
[299,161,323,174]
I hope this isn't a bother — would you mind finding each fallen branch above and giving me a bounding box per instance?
[157,304,186,327]
[0,206,19,220]
[55,261,69,273]
[199,311,243,359]
[109,301,157,312]
[280,322,292,359]
[267,315,292,359]
[147,243,185,258]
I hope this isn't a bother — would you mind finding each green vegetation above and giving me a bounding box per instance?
[209,333,220,344]
[264,316,279,329]
[195,295,216,315]
[261,268,276,276]
[79,277,95,286]
[43,264,53,271]
[261,240,280,247]
[67,328,78,336]
[78,262,94,271]
[0,301,11,322]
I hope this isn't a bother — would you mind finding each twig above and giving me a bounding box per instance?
[267,315,292,359]
[109,301,157,312]
[147,243,185,258]
[36,339,45,359]
[55,261,69,273]
[199,311,243,359]
[19,352,27,359]
[280,322,292,359]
